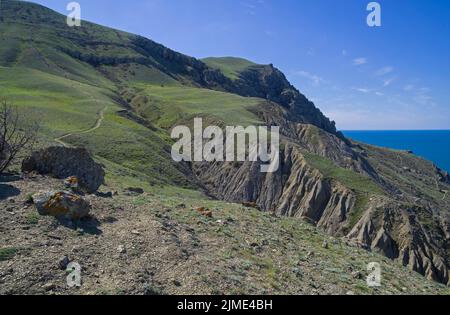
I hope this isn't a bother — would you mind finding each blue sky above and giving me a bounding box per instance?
[29,0,450,130]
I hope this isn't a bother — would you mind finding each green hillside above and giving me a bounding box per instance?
[0,0,267,189]
[124,84,263,128]
[1,1,449,293]
[202,57,258,80]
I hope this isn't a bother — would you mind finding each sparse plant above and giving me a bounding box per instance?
[26,211,40,225]
[0,100,40,174]
[0,247,18,261]
[25,193,34,204]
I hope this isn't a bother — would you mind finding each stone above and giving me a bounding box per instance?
[59,255,70,270]
[194,207,213,218]
[126,187,144,195]
[42,283,56,291]
[351,271,363,280]
[33,191,91,220]
[22,146,105,193]
[117,245,126,254]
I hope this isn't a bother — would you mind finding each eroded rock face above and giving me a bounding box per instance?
[348,205,449,285]
[192,119,450,285]
[194,144,357,235]
[33,191,91,220]
[22,146,105,193]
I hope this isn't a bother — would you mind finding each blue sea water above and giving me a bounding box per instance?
[342,130,450,173]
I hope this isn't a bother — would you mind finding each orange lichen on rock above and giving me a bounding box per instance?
[33,191,91,220]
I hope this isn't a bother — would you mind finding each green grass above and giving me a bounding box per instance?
[129,84,264,128]
[303,152,385,228]
[0,247,19,261]
[202,57,258,80]
[303,152,384,195]
[0,66,112,138]
[26,211,41,225]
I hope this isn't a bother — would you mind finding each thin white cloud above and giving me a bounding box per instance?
[353,87,371,93]
[375,66,393,76]
[414,87,435,106]
[383,77,395,87]
[240,0,265,14]
[294,70,324,86]
[353,57,367,66]
[404,84,414,91]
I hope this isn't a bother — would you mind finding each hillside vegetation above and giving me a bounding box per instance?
[0,0,449,293]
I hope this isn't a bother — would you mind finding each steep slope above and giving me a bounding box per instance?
[2,175,449,295]
[202,57,257,80]
[0,0,448,287]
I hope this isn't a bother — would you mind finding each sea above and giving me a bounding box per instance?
[342,130,450,173]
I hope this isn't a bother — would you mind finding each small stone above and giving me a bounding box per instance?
[131,230,141,235]
[117,245,126,254]
[292,267,303,278]
[43,283,56,291]
[346,291,355,296]
[351,271,363,279]
[322,240,329,249]
[126,187,144,195]
[98,191,113,198]
[64,176,79,189]
[59,255,70,270]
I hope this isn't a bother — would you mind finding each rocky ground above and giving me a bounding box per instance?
[1,173,449,295]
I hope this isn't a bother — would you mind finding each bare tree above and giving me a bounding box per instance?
[0,100,39,174]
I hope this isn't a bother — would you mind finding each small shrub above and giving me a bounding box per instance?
[25,193,34,204]
[0,247,18,261]
[26,211,40,225]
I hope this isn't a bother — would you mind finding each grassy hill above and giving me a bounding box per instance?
[0,0,449,293]
[202,57,258,80]
[0,0,268,189]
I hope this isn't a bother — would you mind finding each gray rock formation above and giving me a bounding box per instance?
[191,108,450,285]
[22,146,105,193]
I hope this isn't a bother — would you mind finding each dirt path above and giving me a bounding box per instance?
[54,106,107,147]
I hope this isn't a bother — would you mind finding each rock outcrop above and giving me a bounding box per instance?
[22,146,105,193]
[192,112,450,285]
[33,190,91,220]
[348,204,449,284]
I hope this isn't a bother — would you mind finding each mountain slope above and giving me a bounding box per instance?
[0,0,449,287]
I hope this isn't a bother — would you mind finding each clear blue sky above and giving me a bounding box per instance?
[29,0,450,130]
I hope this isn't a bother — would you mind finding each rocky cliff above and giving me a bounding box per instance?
[192,103,450,285]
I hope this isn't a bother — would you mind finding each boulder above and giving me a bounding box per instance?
[22,146,104,193]
[33,191,91,220]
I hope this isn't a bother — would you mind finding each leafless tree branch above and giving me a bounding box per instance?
[0,99,40,174]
